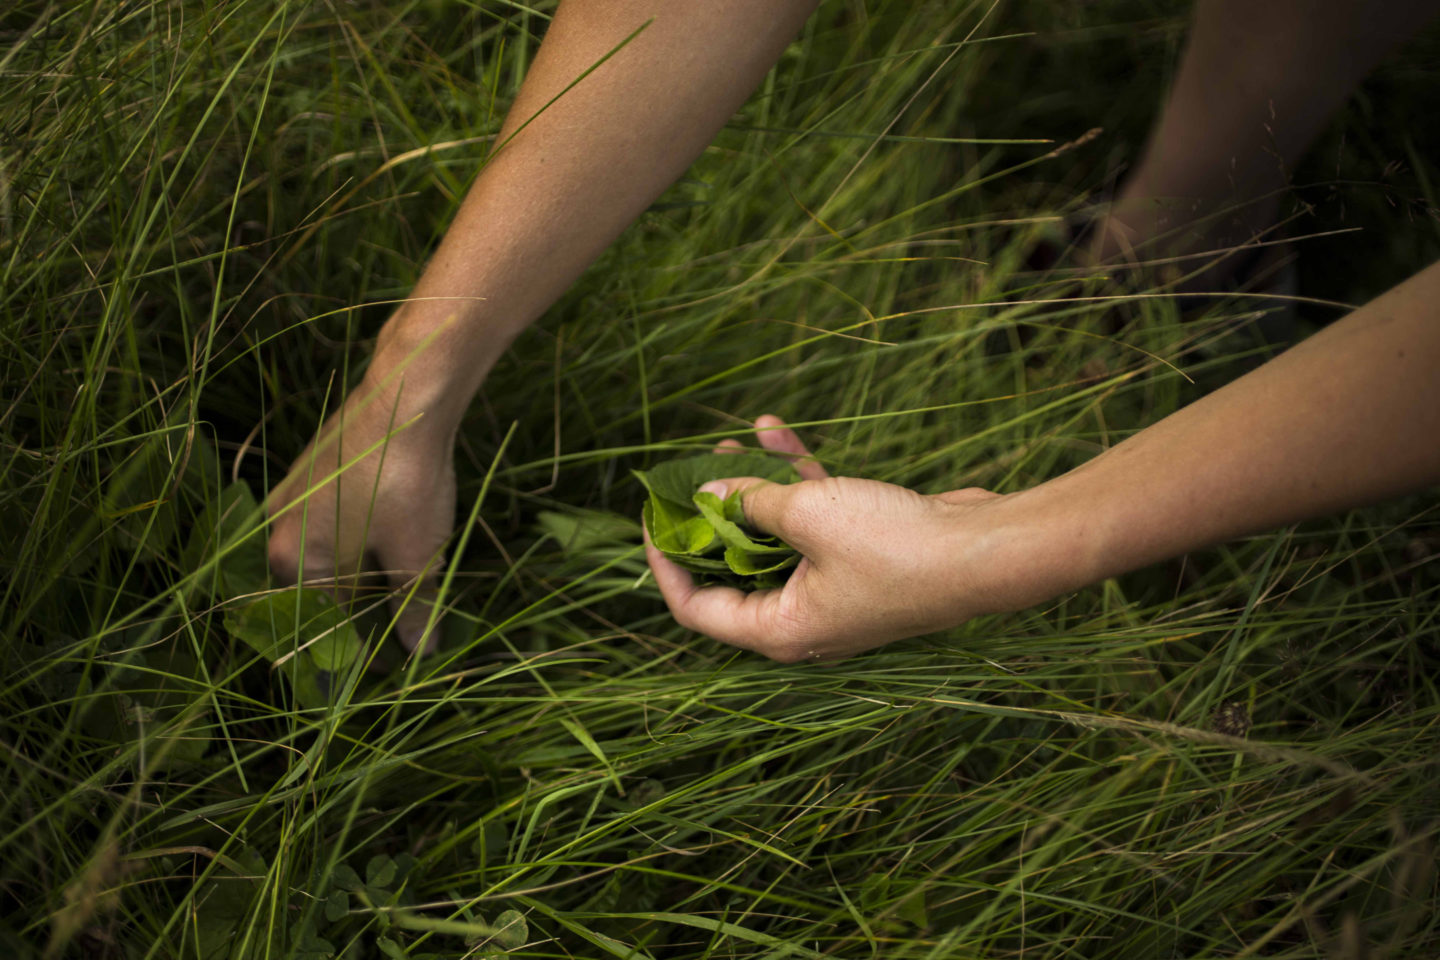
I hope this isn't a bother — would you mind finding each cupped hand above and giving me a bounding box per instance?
[645,415,1019,662]
[266,373,456,653]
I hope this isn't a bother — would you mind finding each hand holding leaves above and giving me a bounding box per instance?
[645,415,1032,662]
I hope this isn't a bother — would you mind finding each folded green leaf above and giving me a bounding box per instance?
[182,480,268,600]
[669,554,736,575]
[693,491,791,556]
[644,498,716,555]
[636,452,805,591]
[724,545,801,577]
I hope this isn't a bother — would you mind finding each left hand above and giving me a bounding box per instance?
[266,359,457,654]
[645,416,1022,662]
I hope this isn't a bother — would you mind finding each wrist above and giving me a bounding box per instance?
[939,478,1111,617]
[366,302,507,436]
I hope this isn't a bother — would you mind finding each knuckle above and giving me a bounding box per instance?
[265,537,300,584]
[766,603,814,663]
[768,489,824,541]
[670,605,699,634]
[767,641,812,665]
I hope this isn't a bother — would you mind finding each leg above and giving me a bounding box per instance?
[1095,0,1439,285]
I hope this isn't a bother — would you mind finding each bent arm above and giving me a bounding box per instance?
[369,0,820,435]
[992,259,1440,608]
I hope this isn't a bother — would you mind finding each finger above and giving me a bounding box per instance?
[267,517,364,612]
[265,489,312,587]
[645,529,793,659]
[754,414,828,480]
[713,437,745,455]
[265,525,302,587]
[372,542,447,654]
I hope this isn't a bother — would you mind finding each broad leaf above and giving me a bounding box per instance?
[644,498,715,555]
[493,909,527,949]
[308,616,363,673]
[223,587,361,708]
[183,481,268,600]
[366,854,398,889]
[636,452,805,591]
[537,509,640,554]
[669,554,734,575]
[226,587,340,661]
[324,890,350,923]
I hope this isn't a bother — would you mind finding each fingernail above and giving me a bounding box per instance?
[698,481,728,497]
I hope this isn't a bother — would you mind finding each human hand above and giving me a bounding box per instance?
[266,370,456,653]
[645,415,1032,662]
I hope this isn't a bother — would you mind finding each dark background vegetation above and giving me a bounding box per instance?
[2,1,1437,957]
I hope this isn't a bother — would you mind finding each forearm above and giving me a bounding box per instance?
[370,0,819,432]
[988,260,1440,606]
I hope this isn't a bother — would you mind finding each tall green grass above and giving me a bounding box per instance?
[3,1,1437,957]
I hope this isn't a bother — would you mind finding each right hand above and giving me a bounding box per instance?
[645,416,1032,663]
[265,372,456,653]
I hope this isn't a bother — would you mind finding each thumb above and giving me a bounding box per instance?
[933,486,1001,507]
[698,476,808,548]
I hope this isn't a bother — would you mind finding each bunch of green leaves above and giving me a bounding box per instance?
[634,453,803,589]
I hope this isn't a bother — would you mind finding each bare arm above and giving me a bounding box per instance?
[1007,258,1440,607]
[651,261,1440,661]
[372,0,822,432]
[268,1,819,650]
